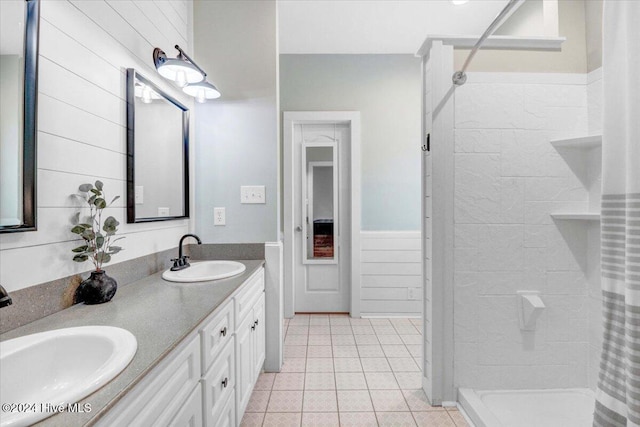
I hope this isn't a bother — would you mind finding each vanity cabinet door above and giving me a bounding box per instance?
[202,337,235,426]
[252,293,266,379]
[215,393,236,427]
[168,385,203,427]
[235,313,255,418]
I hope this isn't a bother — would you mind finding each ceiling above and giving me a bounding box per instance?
[278,0,511,54]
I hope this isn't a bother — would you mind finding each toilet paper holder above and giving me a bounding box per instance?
[517,291,545,331]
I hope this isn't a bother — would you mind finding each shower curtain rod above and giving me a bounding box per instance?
[452,0,522,86]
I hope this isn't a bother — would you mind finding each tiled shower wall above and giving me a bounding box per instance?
[452,73,593,390]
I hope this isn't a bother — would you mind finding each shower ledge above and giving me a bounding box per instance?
[550,135,602,150]
[550,213,601,221]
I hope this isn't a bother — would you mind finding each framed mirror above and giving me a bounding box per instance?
[0,0,39,233]
[126,69,189,223]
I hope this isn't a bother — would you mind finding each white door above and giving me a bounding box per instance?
[291,122,351,313]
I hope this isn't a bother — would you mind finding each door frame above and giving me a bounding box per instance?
[283,111,362,317]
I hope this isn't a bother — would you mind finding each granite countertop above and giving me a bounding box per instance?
[0,259,265,427]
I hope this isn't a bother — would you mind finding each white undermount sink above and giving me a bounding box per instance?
[162,260,246,283]
[0,326,137,427]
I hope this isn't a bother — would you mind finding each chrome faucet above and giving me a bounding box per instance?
[171,234,202,271]
[0,284,12,308]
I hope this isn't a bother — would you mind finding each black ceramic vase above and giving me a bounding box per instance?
[75,270,117,305]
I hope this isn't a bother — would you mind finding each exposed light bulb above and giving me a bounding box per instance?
[196,89,206,103]
[141,86,152,104]
[175,70,187,88]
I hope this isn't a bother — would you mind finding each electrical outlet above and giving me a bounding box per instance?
[408,288,418,300]
[240,186,266,204]
[214,207,225,225]
[135,186,144,204]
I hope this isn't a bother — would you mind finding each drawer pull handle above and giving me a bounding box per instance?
[222,377,228,388]
[220,327,227,337]
[251,324,256,331]
[254,319,259,326]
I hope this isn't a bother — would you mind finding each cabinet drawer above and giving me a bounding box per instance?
[99,335,201,427]
[200,299,234,373]
[202,337,235,426]
[215,392,236,427]
[168,384,202,427]
[234,269,265,328]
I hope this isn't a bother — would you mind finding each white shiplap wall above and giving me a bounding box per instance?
[0,0,193,292]
[361,231,422,316]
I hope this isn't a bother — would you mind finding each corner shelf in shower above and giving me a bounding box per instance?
[550,135,602,150]
[550,213,601,221]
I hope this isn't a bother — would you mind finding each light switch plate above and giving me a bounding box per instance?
[214,207,225,225]
[135,186,144,204]
[240,186,265,204]
[158,207,170,216]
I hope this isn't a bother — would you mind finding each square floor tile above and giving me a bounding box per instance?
[413,411,456,427]
[357,345,385,358]
[335,372,368,390]
[401,334,422,345]
[306,358,334,372]
[365,372,399,389]
[329,316,351,325]
[378,334,403,345]
[281,358,306,373]
[309,326,331,335]
[370,318,392,325]
[350,318,371,326]
[339,411,378,427]
[395,325,420,335]
[388,357,420,372]
[337,390,374,412]
[308,334,332,345]
[240,412,264,427]
[374,325,397,335]
[331,325,353,335]
[447,409,470,426]
[272,372,305,390]
[254,372,275,390]
[303,390,338,412]
[332,334,356,345]
[382,344,411,358]
[285,334,308,346]
[370,389,409,411]
[333,345,359,358]
[361,357,391,372]
[267,390,303,412]
[310,317,330,326]
[377,412,417,426]
[245,390,270,412]
[307,345,333,358]
[395,372,423,390]
[334,358,363,372]
[390,318,412,326]
[302,412,340,426]
[287,325,309,335]
[355,335,379,345]
[289,317,310,326]
[305,372,336,390]
[402,389,445,412]
[263,412,302,427]
[406,345,421,358]
[284,345,307,359]
[352,325,375,335]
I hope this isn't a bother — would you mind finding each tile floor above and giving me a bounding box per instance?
[240,314,469,427]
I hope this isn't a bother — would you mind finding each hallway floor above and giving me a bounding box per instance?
[240,314,468,426]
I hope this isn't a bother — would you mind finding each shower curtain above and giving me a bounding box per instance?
[594,1,640,426]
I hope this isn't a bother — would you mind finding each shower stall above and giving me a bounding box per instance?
[417,2,615,425]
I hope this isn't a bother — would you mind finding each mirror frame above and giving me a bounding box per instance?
[0,0,40,233]
[125,68,190,223]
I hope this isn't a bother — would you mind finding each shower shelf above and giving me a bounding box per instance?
[550,213,601,221]
[550,135,602,150]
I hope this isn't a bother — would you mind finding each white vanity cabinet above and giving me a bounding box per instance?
[96,267,265,427]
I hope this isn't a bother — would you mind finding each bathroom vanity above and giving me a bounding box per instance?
[0,260,265,427]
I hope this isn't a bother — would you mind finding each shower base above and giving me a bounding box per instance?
[458,387,595,427]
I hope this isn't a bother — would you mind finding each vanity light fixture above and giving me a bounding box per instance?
[153,45,206,88]
[182,80,221,103]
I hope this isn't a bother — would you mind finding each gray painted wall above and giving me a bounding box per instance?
[193,0,278,243]
[280,54,421,231]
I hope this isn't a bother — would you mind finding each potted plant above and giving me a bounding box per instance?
[70,180,124,304]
